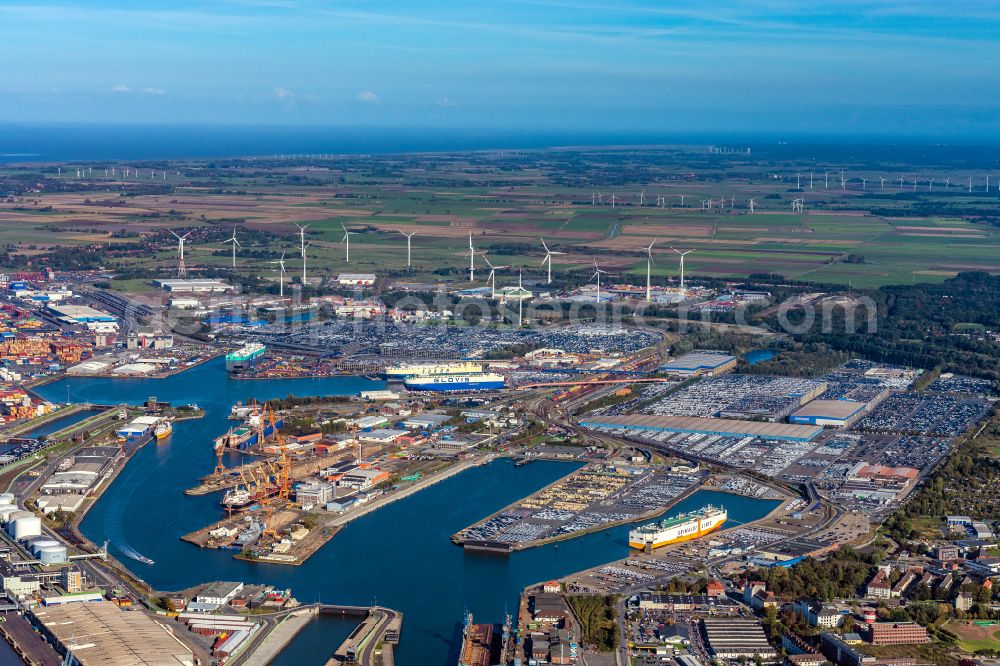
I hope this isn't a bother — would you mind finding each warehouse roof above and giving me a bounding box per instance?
[47,304,117,323]
[32,601,194,665]
[790,399,866,420]
[580,414,823,442]
[661,350,736,372]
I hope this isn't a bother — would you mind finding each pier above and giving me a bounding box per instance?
[236,607,319,666]
[325,606,402,665]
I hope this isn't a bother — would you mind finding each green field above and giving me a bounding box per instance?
[3,149,1000,290]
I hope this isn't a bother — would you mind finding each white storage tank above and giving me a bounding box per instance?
[0,492,15,504]
[5,510,32,535]
[38,545,67,565]
[30,539,60,555]
[12,515,41,540]
[0,506,19,524]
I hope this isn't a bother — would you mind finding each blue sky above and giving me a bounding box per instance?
[2,1,1000,136]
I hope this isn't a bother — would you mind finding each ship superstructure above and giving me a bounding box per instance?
[404,372,505,392]
[385,361,484,378]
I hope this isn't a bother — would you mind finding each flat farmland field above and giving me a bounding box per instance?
[3,148,1000,289]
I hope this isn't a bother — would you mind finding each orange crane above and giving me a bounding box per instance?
[260,406,292,541]
[268,407,291,502]
[213,445,227,478]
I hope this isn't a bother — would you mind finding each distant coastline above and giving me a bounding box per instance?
[3,123,1000,163]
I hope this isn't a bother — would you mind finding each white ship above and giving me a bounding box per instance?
[385,361,484,378]
[629,505,727,550]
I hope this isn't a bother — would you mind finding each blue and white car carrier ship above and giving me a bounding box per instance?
[404,372,505,392]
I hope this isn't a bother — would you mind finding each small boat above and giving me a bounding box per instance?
[154,420,173,441]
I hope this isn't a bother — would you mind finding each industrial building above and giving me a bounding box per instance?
[126,331,174,350]
[579,414,823,442]
[789,399,867,427]
[660,350,737,377]
[336,273,378,286]
[31,601,195,665]
[402,412,451,430]
[195,581,244,606]
[357,428,408,444]
[701,618,778,661]
[637,593,737,613]
[154,278,233,293]
[46,304,117,324]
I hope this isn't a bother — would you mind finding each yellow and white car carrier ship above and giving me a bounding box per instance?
[629,505,727,550]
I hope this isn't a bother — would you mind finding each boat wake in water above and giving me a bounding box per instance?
[115,541,155,565]
[104,492,155,565]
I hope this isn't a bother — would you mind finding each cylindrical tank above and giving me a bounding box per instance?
[5,511,32,534]
[38,545,67,565]
[0,492,15,504]
[12,515,41,540]
[0,506,19,523]
[30,538,60,555]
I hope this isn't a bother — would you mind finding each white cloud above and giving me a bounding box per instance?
[356,90,379,104]
[437,97,455,107]
[273,86,295,99]
[112,84,130,92]
[143,87,165,95]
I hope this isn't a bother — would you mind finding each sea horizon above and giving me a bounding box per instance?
[3,122,1000,164]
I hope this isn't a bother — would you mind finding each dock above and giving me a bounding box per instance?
[236,607,318,666]
[185,452,361,496]
[326,606,402,665]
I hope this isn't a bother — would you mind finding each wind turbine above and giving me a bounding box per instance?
[399,230,415,269]
[679,194,686,206]
[899,176,906,189]
[748,199,756,214]
[862,178,869,191]
[591,193,596,206]
[484,255,506,299]
[671,247,695,294]
[540,238,564,285]
[296,224,309,258]
[840,172,846,190]
[270,251,287,299]
[169,230,191,277]
[609,194,619,209]
[644,238,657,302]
[809,172,814,189]
[590,259,608,304]
[639,189,645,206]
[517,270,525,326]
[796,172,801,189]
[341,223,352,263]
[295,224,310,283]
[968,176,973,193]
[222,228,240,269]
[824,171,829,188]
[928,178,934,192]
[466,232,477,281]
[597,192,603,204]
[880,177,886,192]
